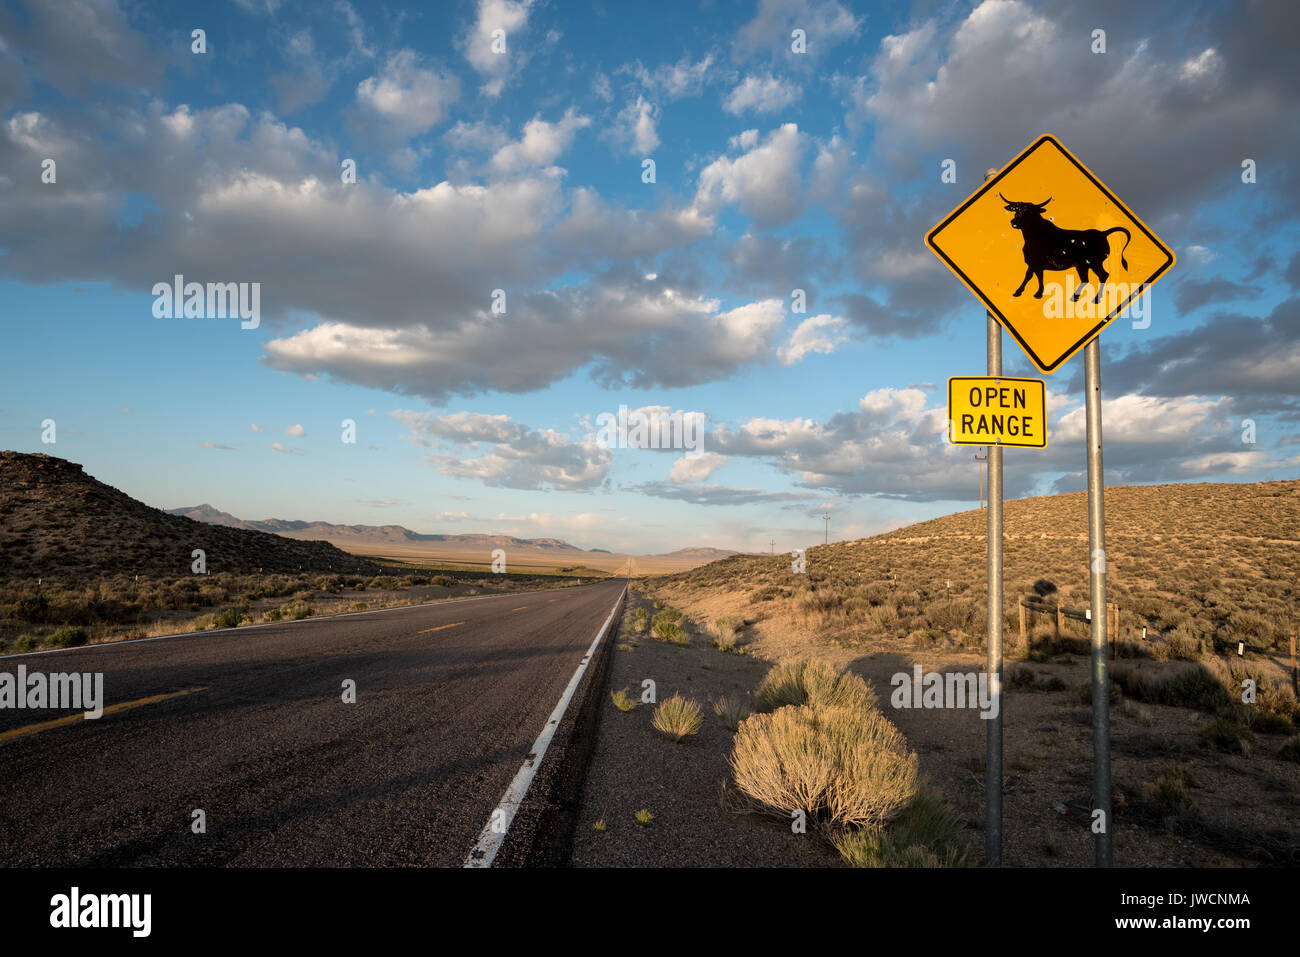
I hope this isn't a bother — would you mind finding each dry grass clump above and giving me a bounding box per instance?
[832,790,972,868]
[713,695,751,731]
[753,659,875,714]
[610,687,639,712]
[1141,760,1196,815]
[1199,716,1255,755]
[651,608,690,645]
[711,614,743,651]
[730,701,918,829]
[652,693,703,741]
[1109,660,1232,713]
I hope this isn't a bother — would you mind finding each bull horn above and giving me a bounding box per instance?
[999,192,1012,204]
[1035,197,1052,207]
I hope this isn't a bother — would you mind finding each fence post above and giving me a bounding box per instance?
[1056,605,1064,641]
[1292,631,1297,694]
[1019,600,1027,651]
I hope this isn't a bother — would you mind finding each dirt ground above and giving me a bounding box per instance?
[573,582,1300,868]
[570,592,839,867]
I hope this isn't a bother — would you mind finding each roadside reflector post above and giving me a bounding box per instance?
[1084,338,1112,867]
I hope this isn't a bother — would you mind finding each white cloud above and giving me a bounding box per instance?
[286,423,307,437]
[392,409,612,490]
[724,74,800,114]
[627,55,715,99]
[613,95,659,155]
[733,0,862,62]
[355,49,460,139]
[264,284,784,399]
[778,314,848,365]
[695,122,805,226]
[461,0,533,98]
[489,108,590,175]
[670,452,728,484]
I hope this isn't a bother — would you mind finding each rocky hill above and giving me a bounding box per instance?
[0,453,378,582]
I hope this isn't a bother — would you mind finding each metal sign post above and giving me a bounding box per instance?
[927,138,1174,869]
[1085,338,1112,867]
[981,167,1004,868]
[986,308,1004,868]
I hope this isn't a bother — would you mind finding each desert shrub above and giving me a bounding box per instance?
[713,695,751,731]
[754,659,875,714]
[213,608,242,629]
[1110,661,1231,713]
[631,617,647,634]
[1199,717,1255,755]
[730,703,918,829]
[1223,610,1274,647]
[45,626,89,648]
[282,601,313,621]
[431,576,457,588]
[1007,666,1036,691]
[1152,625,1203,662]
[748,585,786,603]
[652,693,703,741]
[633,606,648,620]
[927,599,979,633]
[13,594,50,622]
[264,607,283,622]
[13,635,37,652]
[611,687,639,712]
[1252,711,1295,735]
[867,602,900,630]
[1143,761,1195,814]
[833,790,971,868]
[1076,679,1123,706]
[712,615,743,651]
[350,602,368,611]
[652,612,689,645]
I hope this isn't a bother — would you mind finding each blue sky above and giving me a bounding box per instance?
[1,0,1297,554]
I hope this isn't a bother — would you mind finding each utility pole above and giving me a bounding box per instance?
[974,450,987,510]
[769,538,775,555]
[823,512,830,545]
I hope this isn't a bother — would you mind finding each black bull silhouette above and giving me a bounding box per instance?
[1001,194,1131,305]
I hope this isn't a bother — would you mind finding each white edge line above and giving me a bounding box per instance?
[0,580,621,661]
[464,585,626,868]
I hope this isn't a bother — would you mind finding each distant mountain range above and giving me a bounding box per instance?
[165,505,585,550]
[165,504,739,571]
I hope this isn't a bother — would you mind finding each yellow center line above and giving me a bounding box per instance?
[547,599,558,603]
[511,606,528,611]
[417,621,465,634]
[0,686,206,744]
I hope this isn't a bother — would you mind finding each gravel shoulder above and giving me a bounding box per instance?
[570,591,838,867]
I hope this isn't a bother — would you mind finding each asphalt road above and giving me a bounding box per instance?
[0,579,625,866]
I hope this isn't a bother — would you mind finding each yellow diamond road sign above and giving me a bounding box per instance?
[947,376,1046,449]
[926,134,1175,374]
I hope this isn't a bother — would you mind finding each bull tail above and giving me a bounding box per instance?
[1103,226,1131,270]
